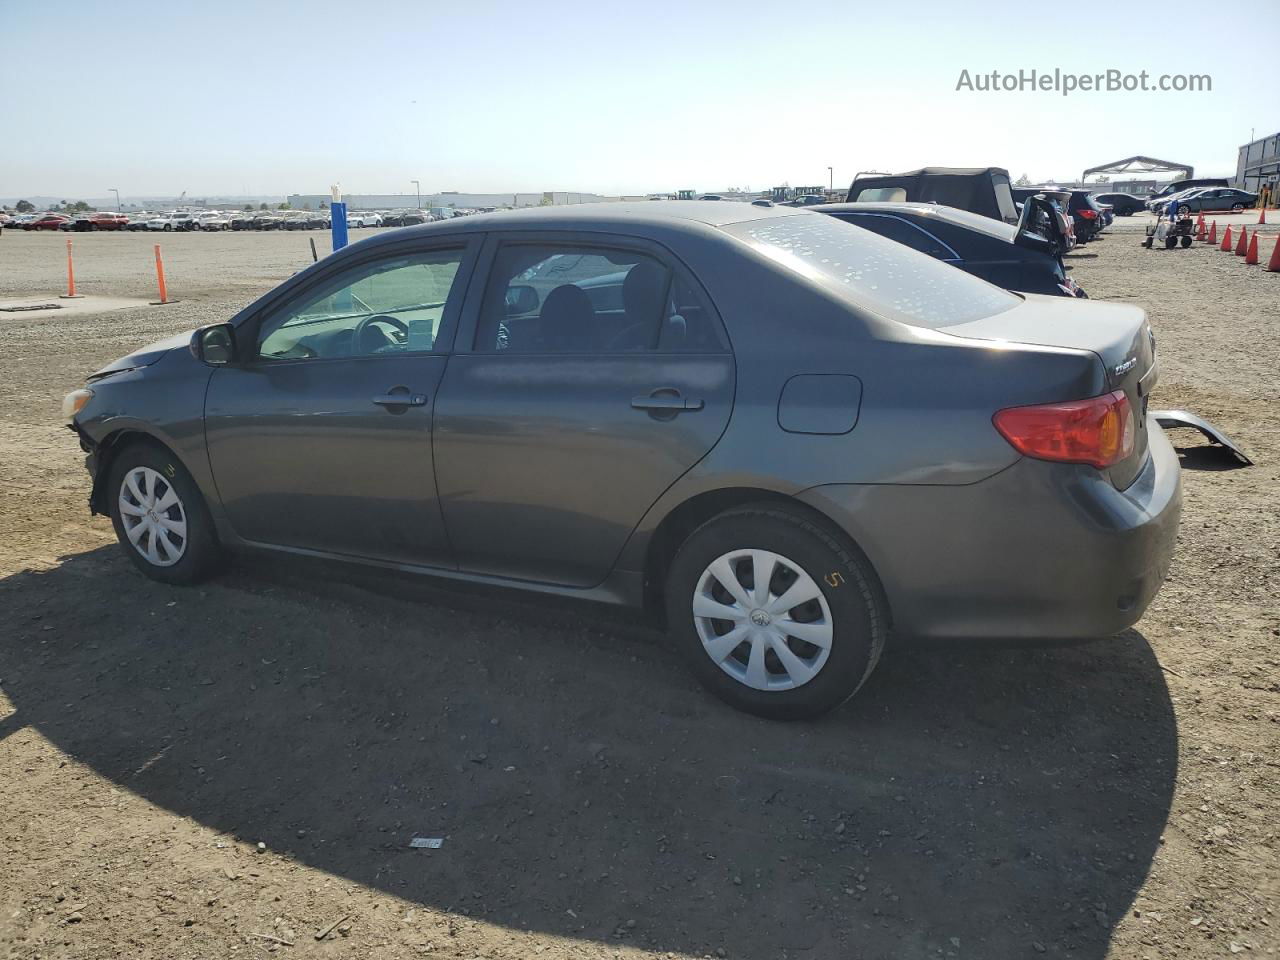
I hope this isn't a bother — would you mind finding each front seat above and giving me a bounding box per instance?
[537,284,596,352]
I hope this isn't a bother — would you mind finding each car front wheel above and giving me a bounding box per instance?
[1231,203,1244,212]
[665,505,886,720]
[108,444,222,585]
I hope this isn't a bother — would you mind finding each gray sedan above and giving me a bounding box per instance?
[63,202,1181,719]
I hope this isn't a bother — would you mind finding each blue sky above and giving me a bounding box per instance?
[1,0,1273,198]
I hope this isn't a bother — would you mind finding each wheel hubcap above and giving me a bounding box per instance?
[692,549,834,692]
[118,466,188,567]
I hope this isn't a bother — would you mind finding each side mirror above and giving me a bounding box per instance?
[505,284,539,315]
[190,323,236,366]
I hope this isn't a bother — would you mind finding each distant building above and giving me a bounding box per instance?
[286,191,619,211]
[1236,132,1280,194]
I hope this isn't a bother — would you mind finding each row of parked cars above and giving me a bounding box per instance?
[1,207,474,233]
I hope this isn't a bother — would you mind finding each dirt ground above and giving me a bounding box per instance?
[0,218,1277,960]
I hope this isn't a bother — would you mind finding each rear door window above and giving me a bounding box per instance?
[476,244,728,354]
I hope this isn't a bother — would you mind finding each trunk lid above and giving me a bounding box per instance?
[941,294,1156,489]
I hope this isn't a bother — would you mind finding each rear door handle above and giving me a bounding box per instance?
[372,393,428,407]
[631,394,704,412]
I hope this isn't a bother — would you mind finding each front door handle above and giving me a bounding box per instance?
[372,392,428,407]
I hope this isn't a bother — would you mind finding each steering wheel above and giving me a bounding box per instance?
[353,314,408,354]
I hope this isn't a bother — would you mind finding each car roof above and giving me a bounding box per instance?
[352,200,805,243]
[815,201,1017,242]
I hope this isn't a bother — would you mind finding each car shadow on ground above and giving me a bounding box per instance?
[0,546,1177,959]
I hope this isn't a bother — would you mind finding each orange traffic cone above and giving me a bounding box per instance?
[1268,236,1280,272]
[1235,226,1249,256]
[1196,220,1207,241]
[1196,213,1205,230]
[1245,233,1259,264]
[1259,206,1267,225]
[1207,221,1217,244]
[1220,225,1232,251]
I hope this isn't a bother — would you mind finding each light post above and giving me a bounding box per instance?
[110,188,121,211]
[827,167,833,192]
[411,179,421,210]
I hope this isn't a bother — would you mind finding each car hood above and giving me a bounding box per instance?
[87,331,191,381]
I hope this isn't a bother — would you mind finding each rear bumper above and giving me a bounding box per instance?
[799,418,1182,639]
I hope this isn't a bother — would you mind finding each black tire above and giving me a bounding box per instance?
[1180,235,1193,248]
[664,504,887,720]
[107,442,223,585]
[1231,203,1244,212]
[1164,236,1177,249]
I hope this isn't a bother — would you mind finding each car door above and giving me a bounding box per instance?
[432,233,735,587]
[204,238,478,566]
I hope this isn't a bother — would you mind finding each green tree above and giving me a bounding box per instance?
[243,204,254,211]
[1014,173,1031,186]
[259,203,269,211]
[277,202,290,210]
[15,199,35,212]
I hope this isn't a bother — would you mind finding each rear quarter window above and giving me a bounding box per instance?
[854,187,907,203]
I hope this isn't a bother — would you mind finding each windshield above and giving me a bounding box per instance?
[725,214,1018,329]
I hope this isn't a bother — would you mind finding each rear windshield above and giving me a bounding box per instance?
[725,213,1018,329]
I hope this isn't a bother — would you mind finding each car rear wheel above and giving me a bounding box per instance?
[108,444,222,585]
[665,505,886,720]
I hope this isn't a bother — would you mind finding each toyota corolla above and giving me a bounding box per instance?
[63,202,1181,719]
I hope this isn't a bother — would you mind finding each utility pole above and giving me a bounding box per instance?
[411,179,421,210]
[827,167,833,191]
[110,188,121,211]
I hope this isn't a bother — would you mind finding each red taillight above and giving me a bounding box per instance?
[1079,209,1098,219]
[993,390,1135,469]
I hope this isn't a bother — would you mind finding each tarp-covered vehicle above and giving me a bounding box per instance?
[847,167,1020,224]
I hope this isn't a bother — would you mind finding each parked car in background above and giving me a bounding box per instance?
[92,212,129,230]
[147,212,199,231]
[1094,201,1115,228]
[1171,187,1257,214]
[817,198,1085,297]
[847,167,1020,224]
[1012,188,1077,250]
[1092,192,1146,216]
[125,215,154,231]
[782,194,828,207]
[252,214,285,230]
[348,211,382,227]
[63,202,1180,720]
[8,214,38,229]
[380,211,405,227]
[229,214,256,231]
[1147,178,1229,203]
[198,212,231,231]
[1148,188,1206,217]
[1067,191,1108,242]
[25,214,70,230]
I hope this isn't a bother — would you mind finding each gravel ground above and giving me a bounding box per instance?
[0,219,1277,960]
